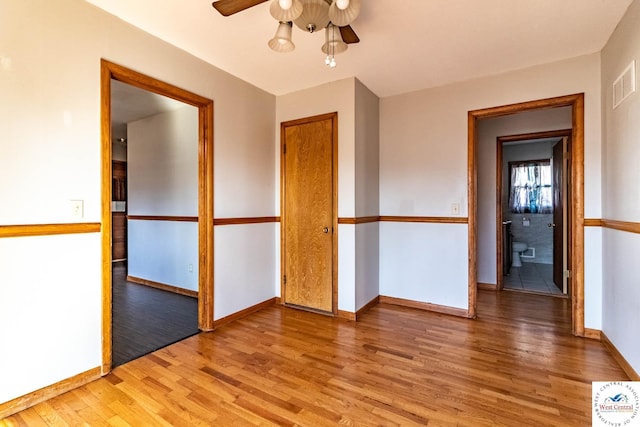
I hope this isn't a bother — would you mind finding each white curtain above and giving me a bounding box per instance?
[509,161,552,214]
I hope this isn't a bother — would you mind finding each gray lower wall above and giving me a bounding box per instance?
[506,213,553,264]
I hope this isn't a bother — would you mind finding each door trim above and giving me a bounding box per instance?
[495,129,572,292]
[468,93,585,336]
[100,60,214,374]
[279,112,339,315]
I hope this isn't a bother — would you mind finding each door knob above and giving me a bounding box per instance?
[548,223,556,228]
[322,227,329,233]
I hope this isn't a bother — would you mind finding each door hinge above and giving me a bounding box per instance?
[283,144,286,154]
[564,270,571,278]
[283,275,286,285]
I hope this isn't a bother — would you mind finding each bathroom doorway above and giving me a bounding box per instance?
[468,93,586,337]
[496,130,571,297]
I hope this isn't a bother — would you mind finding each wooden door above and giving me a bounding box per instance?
[552,140,563,291]
[282,113,337,313]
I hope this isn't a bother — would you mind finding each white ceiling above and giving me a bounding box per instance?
[87,0,632,98]
[111,80,187,139]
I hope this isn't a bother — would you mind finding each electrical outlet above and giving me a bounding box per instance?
[451,203,460,215]
[70,200,84,219]
[189,264,193,273]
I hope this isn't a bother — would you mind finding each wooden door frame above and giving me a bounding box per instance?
[468,93,585,336]
[495,129,572,292]
[280,112,339,315]
[100,60,214,374]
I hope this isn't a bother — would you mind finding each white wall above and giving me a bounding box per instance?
[210,50,276,319]
[127,106,199,291]
[338,226,356,311]
[379,223,469,308]
[0,234,102,404]
[276,78,356,311]
[380,53,602,313]
[0,0,275,405]
[584,227,603,330]
[354,79,380,310]
[355,223,379,310]
[600,0,640,373]
[214,224,277,319]
[128,221,199,291]
[355,80,380,218]
[477,108,571,283]
[128,107,198,217]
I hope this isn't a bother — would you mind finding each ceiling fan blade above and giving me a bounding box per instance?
[212,0,268,16]
[339,25,360,44]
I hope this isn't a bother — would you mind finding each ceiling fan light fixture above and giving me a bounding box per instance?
[293,0,330,33]
[322,23,346,68]
[321,23,348,55]
[328,0,360,26]
[268,21,295,53]
[270,0,303,21]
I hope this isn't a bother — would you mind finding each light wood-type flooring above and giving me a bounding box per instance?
[2,290,628,426]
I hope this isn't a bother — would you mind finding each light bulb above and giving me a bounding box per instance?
[335,0,349,10]
[279,0,292,10]
[325,55,331,65]
[330,58,336,68]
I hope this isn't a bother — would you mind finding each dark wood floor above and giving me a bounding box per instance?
[112,262,199,367]
[4,290,628,426]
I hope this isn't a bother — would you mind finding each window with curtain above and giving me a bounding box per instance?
[509,160,552,214]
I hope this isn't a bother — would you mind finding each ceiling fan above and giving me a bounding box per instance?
[212,0,361,67]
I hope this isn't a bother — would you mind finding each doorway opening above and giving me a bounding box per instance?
[468,93,585,336]
[496,129,571,297]
[101,60,214,373]
[280,112,338,315]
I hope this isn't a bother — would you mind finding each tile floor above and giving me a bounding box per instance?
[504,262,564,295]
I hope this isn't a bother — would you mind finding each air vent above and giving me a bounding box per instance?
[613,60,636,109]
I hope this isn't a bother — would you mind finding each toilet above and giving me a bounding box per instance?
[512,242,528,267]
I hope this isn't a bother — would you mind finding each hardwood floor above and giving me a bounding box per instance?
[112,262,199,367]
[2,290,628,426]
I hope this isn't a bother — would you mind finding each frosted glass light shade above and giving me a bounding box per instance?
[270,0,303,21]
[293,0,330,33]
[328,0,360,26]
[268,22,295,53]
[321,23,348,55]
